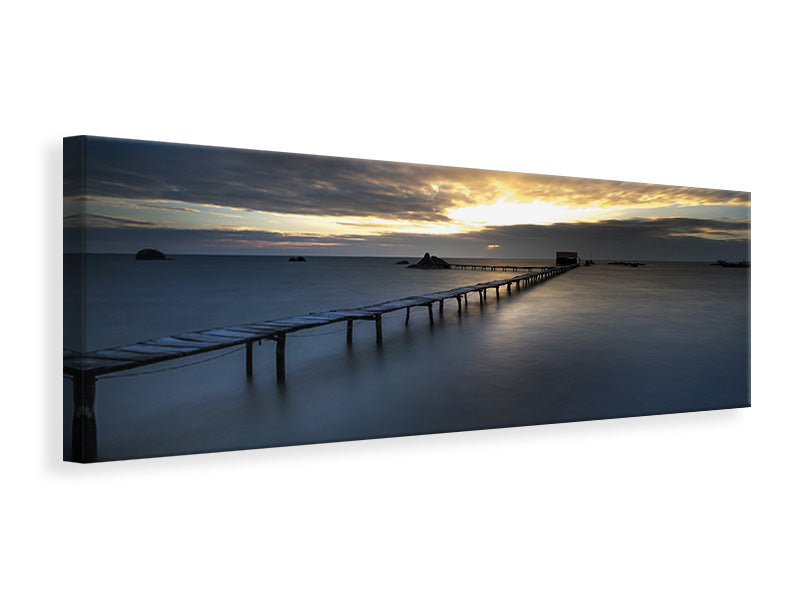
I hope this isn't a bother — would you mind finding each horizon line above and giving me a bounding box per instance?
[63,252,735,263]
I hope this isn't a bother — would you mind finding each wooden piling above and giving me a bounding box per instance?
[456,295,462,314]
[405,307,410,325]
[246,341,253,377]
[347,319,353,344]
[375,314,383,344]
[439,299,444,314]
[496,286,500,299]
[275,333,286,381]
[71,374,97,463]
[428,303,434,324]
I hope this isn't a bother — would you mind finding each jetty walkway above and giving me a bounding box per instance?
[450,263,546,272]
[65,262,578,461]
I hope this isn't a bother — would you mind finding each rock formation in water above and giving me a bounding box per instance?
[135,248,167,260]
[288,256,307,262]
[407,252,450,269]
[395,260,409,264]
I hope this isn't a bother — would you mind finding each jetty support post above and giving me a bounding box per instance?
[71,374,98,463]
[375,314,383,344]
[439,299,444,315]
[246,341,253,377]
[495,286,500,299]
[405,307,410,326]
[456,295,462,314]
[275,333,286,382]
[346,319,353,344]
[428,303,434,324]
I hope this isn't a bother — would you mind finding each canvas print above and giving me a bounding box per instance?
[63,136,750,463]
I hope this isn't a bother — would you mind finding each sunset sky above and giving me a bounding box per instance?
[64,136,750,260]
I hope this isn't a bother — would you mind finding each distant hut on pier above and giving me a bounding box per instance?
[556,251,579,266]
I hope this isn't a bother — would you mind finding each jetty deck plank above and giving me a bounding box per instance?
[201,329,260,340]
[93,349,176,361]
[223,326,280,335]
[173,333,244,345]
[148,336,213,349]
[117,343,193,355]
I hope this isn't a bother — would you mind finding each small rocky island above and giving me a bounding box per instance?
[395,259,409,265]
[288,256,306,262]
[407,252,451,269]
[135,248,167,260]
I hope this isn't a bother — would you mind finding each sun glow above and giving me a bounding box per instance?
[335,216,469,235]
[445,196,604,227]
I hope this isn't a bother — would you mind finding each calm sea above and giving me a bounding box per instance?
[63,255,750,461]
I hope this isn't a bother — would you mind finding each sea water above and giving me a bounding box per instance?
[63,255,750,461]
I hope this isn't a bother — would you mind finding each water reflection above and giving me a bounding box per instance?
[64,258,749,461]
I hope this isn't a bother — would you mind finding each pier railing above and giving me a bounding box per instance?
[64,263,578,461]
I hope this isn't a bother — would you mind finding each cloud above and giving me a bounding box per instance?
[65,216,750,261]
[350,218,751,260]
[74,136,750,226]
[63,213,159,228]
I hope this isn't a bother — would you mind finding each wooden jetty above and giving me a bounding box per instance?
[450,263,547,272]
[64,263,578,462]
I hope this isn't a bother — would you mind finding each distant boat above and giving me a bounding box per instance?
[711,259,750,268]
[609,261,645,267]
[721,261,750,268]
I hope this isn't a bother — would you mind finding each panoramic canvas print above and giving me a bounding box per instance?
[63,136,750,463]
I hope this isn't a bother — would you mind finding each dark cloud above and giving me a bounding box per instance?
[63,213,158,228]
[347,219,751,261]
[66,217,750,261]
[71,136,750,224]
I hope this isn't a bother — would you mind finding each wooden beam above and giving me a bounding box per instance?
[246,341,253,377]
[275,333,286,381]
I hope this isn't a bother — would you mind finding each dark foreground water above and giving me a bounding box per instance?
[63,255,750,461]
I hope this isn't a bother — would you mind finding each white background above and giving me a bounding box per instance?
[2,1,797,598]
